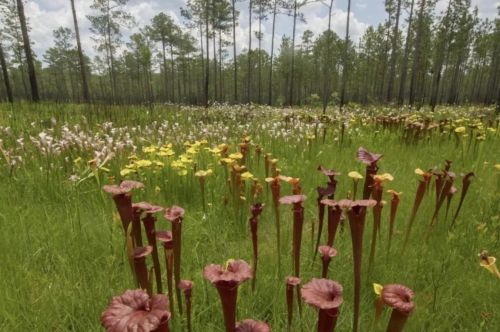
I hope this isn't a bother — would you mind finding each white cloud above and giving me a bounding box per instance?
[20,0,497,67]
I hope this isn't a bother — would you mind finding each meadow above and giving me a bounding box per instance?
[0,103,498,331]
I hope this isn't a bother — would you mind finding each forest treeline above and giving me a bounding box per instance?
[0,0,499,110]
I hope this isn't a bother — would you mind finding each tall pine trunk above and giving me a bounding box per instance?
[16,0,39,102]
[409,0,426,107]
[231,0,238,102]
[162,39,169,101]
[247,0,253,103]
[398,0,415,105]
[321,0,334,113]
[386,0,402,102]
[340,0,351,109]
[268,0,278,105]
[0,42,13,103]
[205,2,210,108]
[288,0,298,106]
[70,0,90,103]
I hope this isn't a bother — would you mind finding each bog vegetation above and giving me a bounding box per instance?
[0,0,499,331]
[0,103,499,331]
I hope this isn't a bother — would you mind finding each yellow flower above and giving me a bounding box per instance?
[155,186,161,193]
[241,171,254,180]
[494,164,500,171]
[143,145,157,154]
[414,168,425,176]
[278,175,292,182]
[178,169,188,176]
[120,168,135,177]
[387,189,402,196]
[265,177,275,183]
[195,169,213,177]
[479,252,500,278]
[186,146,199,155]
[454,126,466,134]
[158,146,175,157]
[373,283,383,296]
[220,157,235,165]
[348,171,363,180]
[179,154,193,164]
[153,161,164,168]
[206,146,222,154]
[373,173,394,182]
[229,152,243,160]
[135,159,152,168]
[171,160,185,169]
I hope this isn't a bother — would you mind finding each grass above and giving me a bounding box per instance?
[0,102,498,331]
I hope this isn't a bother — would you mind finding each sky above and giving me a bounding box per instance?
[22,0,499,63]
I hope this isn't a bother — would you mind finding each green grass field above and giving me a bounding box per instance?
[0,103,498,331]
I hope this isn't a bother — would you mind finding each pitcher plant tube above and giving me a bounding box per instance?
[249,203,265,291]
[402,169,432,254]
[279,194,307,278]
[103,180,144,233]
[430,171,455,227]
[235,319,271,332]
[301,278,344,332]
[320,199,343,247]
[286,276,301,331]
[382,284,415,332]
[450,172,474,227]
[386,190,401,259]
[133,245,153,293]
[368,173,393,274]
[164,205,185,315]
[134,202,164,294]
[318,245,337,278]
[372,283,384,331]
[356,147,382,199]
[203,259,252,332]
[156,230,175,317]
[195,169,212,212]
[265,174,282,270]
[179,280,194,332]
[346,199,377,332]
[314,184,335,260]
[101,289,171,332]
[479,250,500,279]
